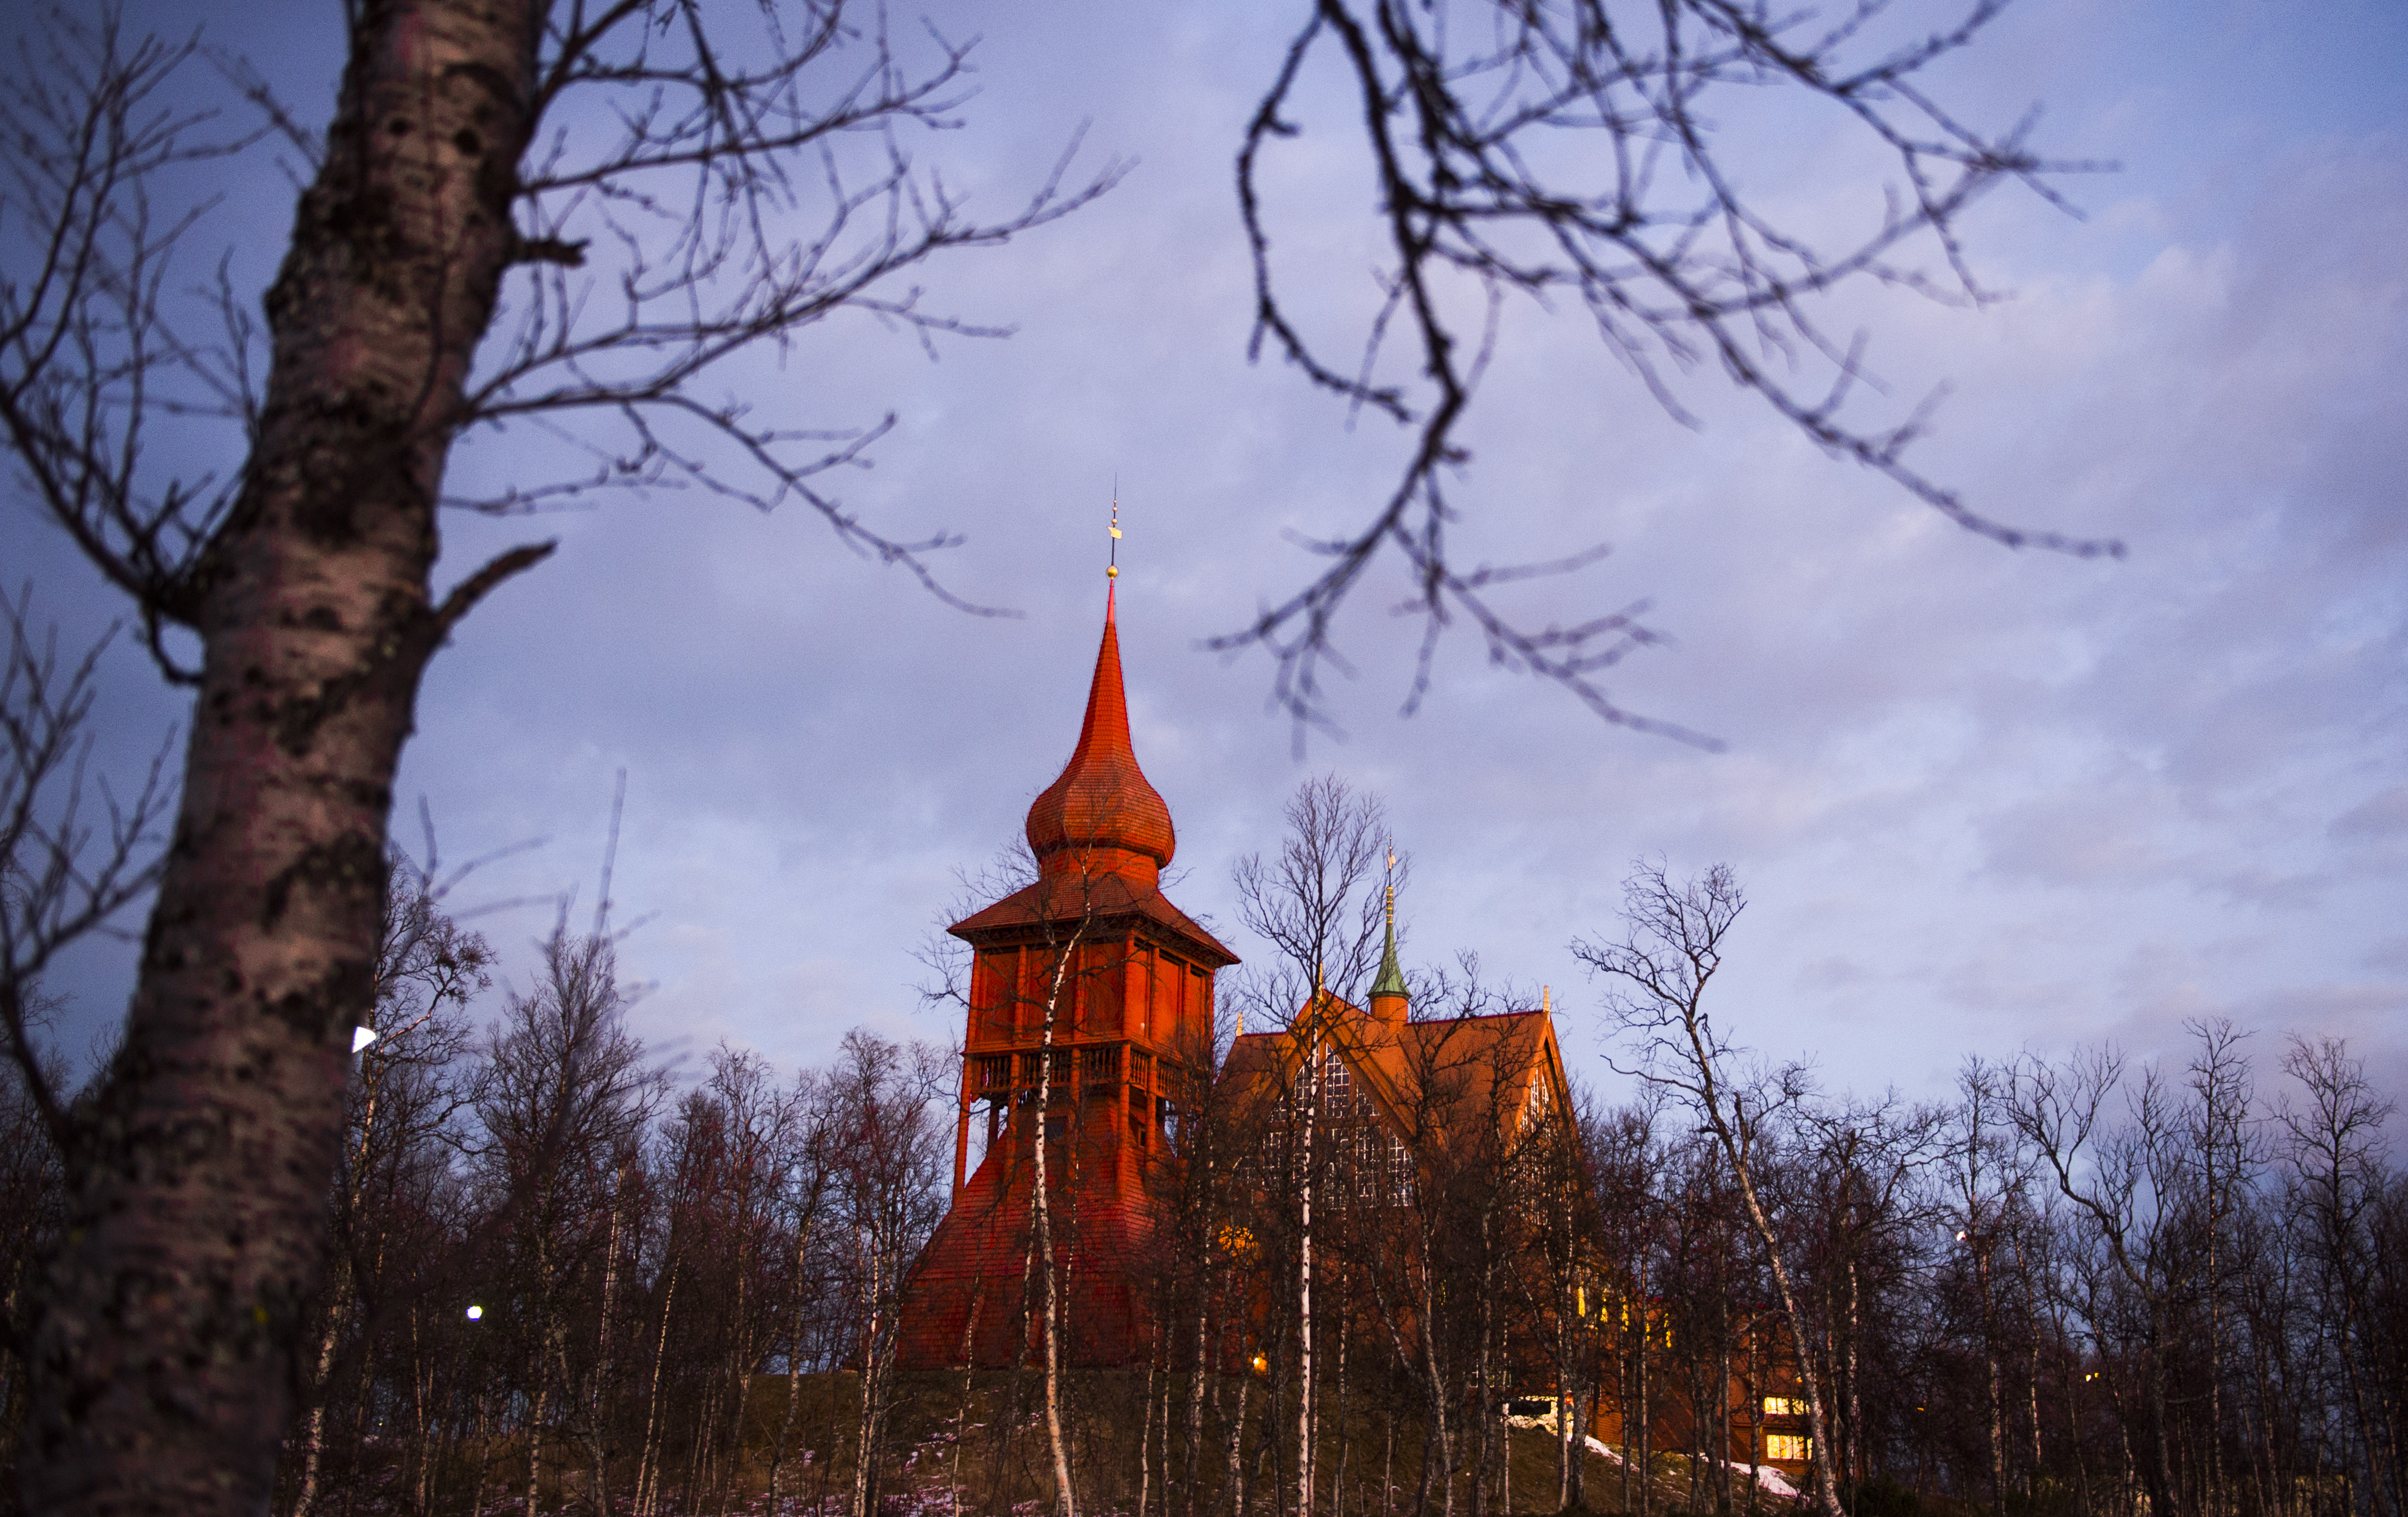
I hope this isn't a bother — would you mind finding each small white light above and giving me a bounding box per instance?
[351,1026,378,1053]
[1955,1230,1968,1242]
[466,1304,484,1322]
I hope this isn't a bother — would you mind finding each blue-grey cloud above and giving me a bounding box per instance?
[18,0,2407,1118]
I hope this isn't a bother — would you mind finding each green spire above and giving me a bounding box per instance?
[1370,849,1407,1004]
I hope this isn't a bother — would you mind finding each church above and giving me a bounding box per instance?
[889,577,1817,1492]
[892,580,1581,1373]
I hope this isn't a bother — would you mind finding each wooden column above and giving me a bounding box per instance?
[954,1058,973,1197]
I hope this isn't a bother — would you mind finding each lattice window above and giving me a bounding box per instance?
[1323,1057,1353,1116]
[1289,1049,1356,1116]
[1384,1128,1415,1204]
[1324,1123,1414,1207]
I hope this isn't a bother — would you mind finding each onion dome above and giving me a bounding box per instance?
[1025,587,1176,886]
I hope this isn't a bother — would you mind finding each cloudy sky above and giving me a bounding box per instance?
[23,0,2407,1114]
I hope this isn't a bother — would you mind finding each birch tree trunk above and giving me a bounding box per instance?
[946,1283,984,1515]
[1980,1246,2006,1517]
[1849,1259,1864,1494]
[1576,865,1843,1517]
[25,6,550,1512]
[635,1259,679,1517]
[1747,1318,1764,1517]
[524,1373,551,1517]
[1033,934,1082,1517]
[1138,1335,1160,1517]
[289,1270,352,1517]
[587,1188,624,1517]
[1470,1210,1493,1517]
[1228,1370,1252,1517]
[1417,1261,1450,1517]
[773,1205,823,1509]
[853,1238,883,1517]
[1186,1296,1212,1517]
[1635,1318,1650,1517]
[1299,1082,1317,1517]
[1725,1142,1843,1517]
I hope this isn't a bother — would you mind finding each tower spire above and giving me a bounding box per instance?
[1370,844,1407,1011]
[1024,537,1174,887]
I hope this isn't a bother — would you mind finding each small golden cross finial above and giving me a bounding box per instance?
[1107,482,1121,579]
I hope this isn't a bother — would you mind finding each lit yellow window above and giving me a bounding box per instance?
[1764,1434,1810,1463]
[1762,1397,1808,1417]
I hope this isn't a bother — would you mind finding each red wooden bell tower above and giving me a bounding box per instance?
[895,587,1236,1369]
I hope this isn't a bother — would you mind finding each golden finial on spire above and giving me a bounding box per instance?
[1385,845,1396,929]
[1107,480,1121,579]
[1542,985,1551,1014]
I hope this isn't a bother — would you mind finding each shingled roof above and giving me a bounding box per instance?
[1221,992,1565,1155]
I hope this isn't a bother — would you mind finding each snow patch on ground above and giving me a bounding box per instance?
[1498,1415,1804,1501]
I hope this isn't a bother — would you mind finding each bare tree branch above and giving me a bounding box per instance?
[1221,0,2122,739]
[0,587,174,1147]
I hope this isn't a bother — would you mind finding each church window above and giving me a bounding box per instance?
[1764,1397,1808,1418]
[1289,1050,1355,1116]
[1329,1123,1414,1205]
[1764,1434,1810,1463]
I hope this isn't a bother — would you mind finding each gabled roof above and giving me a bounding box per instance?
[1221,995,1567,1155]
